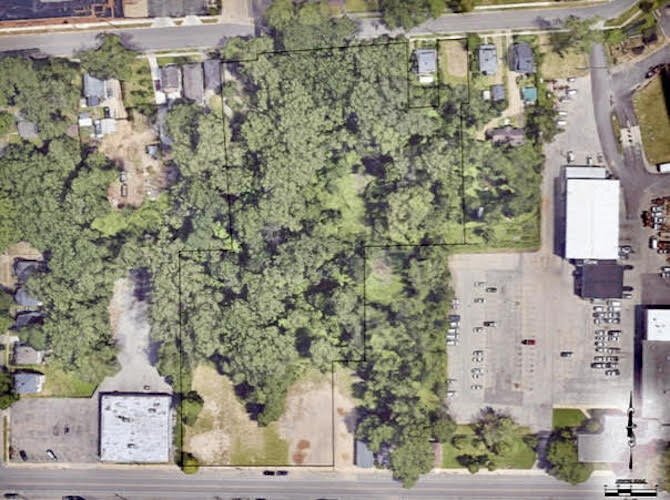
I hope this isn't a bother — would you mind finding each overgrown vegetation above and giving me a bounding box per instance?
[633,72,670,165]
[546,428,594,484]
[0,368,18,409]
[78,34,138,81]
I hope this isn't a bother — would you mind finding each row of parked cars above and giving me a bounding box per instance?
[590,301,622,377]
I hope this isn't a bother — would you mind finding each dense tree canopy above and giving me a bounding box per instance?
[78,34,137,80]
[546,429,594,484]
[379,0,446,29]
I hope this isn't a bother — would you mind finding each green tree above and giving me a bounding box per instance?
[78,34,137,80]
[0,368,19,409]
[379,0,446,29]
[550,16,604,55]
[390,432,435,487]
[660,442,670,492]
[546,429,594,484]
[180,452,200,474]
[180,391,205,426]
[0,110,14,135]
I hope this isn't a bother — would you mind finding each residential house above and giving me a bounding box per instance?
[16,121,38,140]
[147,0,208,17]
[490,84,505,102]
[78,112,93,128]
[182,63,204,103]
[12,344,45,365]
[13,259,45,283]
[508,42,535,74]
[203,59,222,93]
[521,86,538,104]
[83,73,106,106]
[478,44,497,75]
[355,440,374,468]
[487,126,526,146]
[415,48,437,84]
[160,65,182,99]
[11,311,44,330]
[13,371,45,394]
[14,287,42,307]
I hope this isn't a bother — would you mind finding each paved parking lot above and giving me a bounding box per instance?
[9,397,98,463]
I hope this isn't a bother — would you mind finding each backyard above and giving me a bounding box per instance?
[552,408,587,429]
[634,74,670,165]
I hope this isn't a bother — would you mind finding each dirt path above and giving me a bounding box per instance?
[98,277,171,394]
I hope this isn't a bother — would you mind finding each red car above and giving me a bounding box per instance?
[521,339,536,345]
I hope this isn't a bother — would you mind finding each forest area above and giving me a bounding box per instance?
[0,0,545,487]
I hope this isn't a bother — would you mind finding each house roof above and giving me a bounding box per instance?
[182,63,204,103]
[488,126,525,146]
[83,73,105,99]
[11,311,44,330]
[490,84,505,102]
[160,66,181,92]
[203,59,221,91]
[13,259,45,283]
[509,42,535,73]
[17,121,38,140]
[521,86,538,103]
[415,49,437,74]
[13,371,45,394]
[148,0,207,17]
[355,440,374,468]
[478,44,497,75]
[14,287,42,307]
[13,344,44,365]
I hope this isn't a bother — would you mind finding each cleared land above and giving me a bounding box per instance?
[184,364,289,465]
[634,75,670,165]
[539,43,589,80]
[439,40,469,85]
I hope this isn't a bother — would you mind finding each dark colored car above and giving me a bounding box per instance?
[263,470,275,476]
[521,339,536,345]
[276,470,289,476]
[46,449,57,460]
[19,450,27,461]
[485,287,498,293]
[560,351,573,358]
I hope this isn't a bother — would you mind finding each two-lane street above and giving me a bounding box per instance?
[0,466,619,499]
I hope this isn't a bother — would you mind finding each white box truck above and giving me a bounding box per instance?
[658,162,670,173]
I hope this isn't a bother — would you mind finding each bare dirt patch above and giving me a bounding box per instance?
[439,40,468,84]
[99,118,163,208]
[0,241,42,289]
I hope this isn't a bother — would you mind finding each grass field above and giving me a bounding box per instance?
[439,40,469,86]
[604,3,641,27]
[442,424,536,469]
[538,36,589,80]
[634,75,670,165]
[39,364,97,397]
[553,408,587,429]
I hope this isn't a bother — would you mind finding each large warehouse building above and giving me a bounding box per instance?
[99,393,172,463]
[564,178,620,260]
[641,308,670,424]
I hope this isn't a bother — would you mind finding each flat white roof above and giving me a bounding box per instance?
[565,178,620,260]
[564,166,607,179]
[647,308,670,341]
[100,394,172,463]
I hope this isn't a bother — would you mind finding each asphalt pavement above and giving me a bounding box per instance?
[0,467,624,499]
[0,0,638,55]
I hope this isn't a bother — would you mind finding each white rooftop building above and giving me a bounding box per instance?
[565,178,620,260]
[564,166,607,179]
[99,393,172,463]
[646,308,670,341]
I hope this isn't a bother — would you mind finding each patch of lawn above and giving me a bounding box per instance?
[494,436,536,469]
[230,424,289,465]
[442,425,476,468]
[539,43,588,80]
[604,3,641,27]
[122,58,155,113]
[344,0,379,12]
[553,408,587,429]
[365,255,404,305]
[634,75,670,165]
[39,364,97,397]
[439,40,469,86]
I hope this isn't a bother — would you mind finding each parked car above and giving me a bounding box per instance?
[560,351,573,358]
[595,340,606,347]
[447,390,457,398]
[591,362,607,368]
[483,321,497,327]
[46,449,57,460]
[521,339,535,345]
[446,339,457,346]
[605,369,620,376]
[470,384,483,390]
[263,470,276,476]
[485,287,498,293]
[473,327,484,333]
[276,470,289,476]
[474,297,485,303]
[19,450,27,461]
[566,88,578,95]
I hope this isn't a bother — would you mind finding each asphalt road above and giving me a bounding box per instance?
[0,467,624,499]
[590,43,670,220]
[0,0,637,55]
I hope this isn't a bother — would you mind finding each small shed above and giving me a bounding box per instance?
[415,48,437,75]
[478,44,497,75]
[13,371,45,394]
[355,440,374,468]
[509,42,535,74]
[12,344,45,365]
[491,84,505,102]
[78,112,93,128]
[182,63,204,103]
[521,86,538,104]
[83,73,106,106]
[203,59,222,93]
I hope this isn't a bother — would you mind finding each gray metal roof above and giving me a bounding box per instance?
[99,393,172,463]
[14,287,42,307]
[488,126,525,146]
[160,66,182,93]
[509,42,535,74]
[13,371,45,394]
[11,311,44,330]
[355,440,374,468]
[182,63,204,103]
[478,44,497,75]
[13,259,45,283]
[415,49,437,74]
[83,73,105,101]
[148,0,207,17]
[13,344,44,364]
